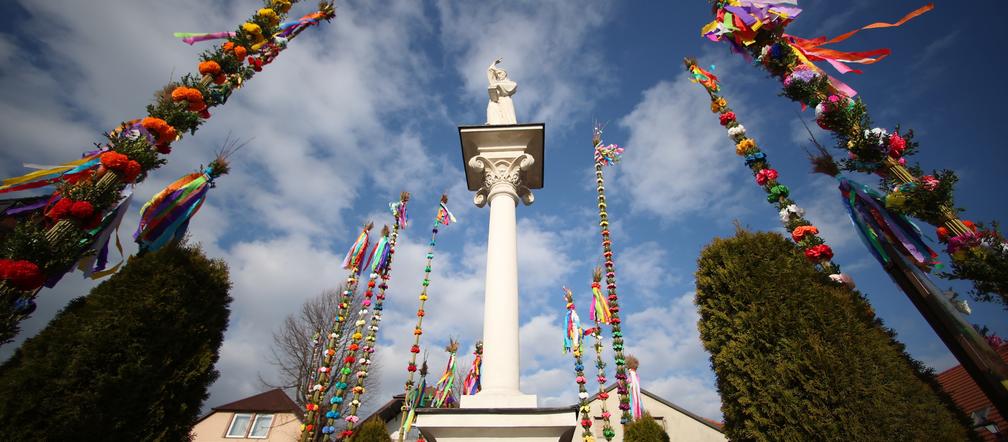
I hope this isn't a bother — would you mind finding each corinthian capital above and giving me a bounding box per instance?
[468,153,535,207]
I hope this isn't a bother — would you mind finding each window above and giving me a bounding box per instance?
[249,414,274,439]
[226,413,253,438]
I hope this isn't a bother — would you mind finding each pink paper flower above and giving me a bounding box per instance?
[755,168,779,185]
[921,175,939,191]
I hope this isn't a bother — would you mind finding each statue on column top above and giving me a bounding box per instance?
[486,58,517,125]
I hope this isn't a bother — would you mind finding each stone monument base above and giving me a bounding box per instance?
[415,406,575,442]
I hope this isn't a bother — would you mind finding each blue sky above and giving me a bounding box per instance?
[1,0,1005,421]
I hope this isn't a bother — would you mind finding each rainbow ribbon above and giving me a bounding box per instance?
[0,153,102,195]
[134,168,215,252]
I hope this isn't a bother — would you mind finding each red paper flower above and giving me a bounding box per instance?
[888,132,906,155]
[963,220,977,232]
[248,56,264,72]
[47,198,73,220]
[122,160,142,183]
[198,109,211,119]
[755,168,778,186]
[410,345,420,354]
[69,201,94,219]
[349,343,359,351]
[344,356,355,364]
[234,45,248,59]
[804,244,834,262]
[156,144,172,155]
[920,175,939,191]
[719,111,736,126]
[936,226,950,243]
[0,259,45,290]
[407,363,417,372]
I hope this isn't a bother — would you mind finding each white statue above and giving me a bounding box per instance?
[486,58,517,125]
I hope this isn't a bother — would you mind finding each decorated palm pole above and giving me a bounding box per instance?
[626,356,644,420]
[699,1,1006,303]
[462,341,483,396]
[300,222,372,441]
[431,339,460,408]
[563,287,593,442]
[322,223,396,440]
[587,267,615,441]
[398,195,456,441]
[592,126,632,424]
[338,192,410,437]
[684,56,1008,419]
[684,59,848,283]
[0,0,335,344]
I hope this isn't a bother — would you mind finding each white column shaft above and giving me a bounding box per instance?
[480,187,521,395]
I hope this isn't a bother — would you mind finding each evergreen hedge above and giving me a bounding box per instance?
[624,413,670,442]
[695,229,972,441]
[0,242,232,440]
[348,418,392,442]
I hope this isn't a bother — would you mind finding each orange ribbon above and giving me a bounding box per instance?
[784,3,933,75]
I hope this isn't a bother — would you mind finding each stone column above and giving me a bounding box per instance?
[462,152,537,408]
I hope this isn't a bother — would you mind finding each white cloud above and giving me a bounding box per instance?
[616,77,748,219]
[435,0,615,128]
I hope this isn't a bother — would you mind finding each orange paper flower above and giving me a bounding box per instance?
[791,225,819,242]
[198,61,221,77]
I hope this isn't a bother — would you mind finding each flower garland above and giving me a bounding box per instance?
[700,1,1007,302]
[300,222,371,441]
[563,287,594,442]
[462,341,483,396]
[0,0,335,344]
[338,192,409,438]
[398,195,455,442]
[685,59,850,283]
[587,267,615,441]
[592,126,632,424]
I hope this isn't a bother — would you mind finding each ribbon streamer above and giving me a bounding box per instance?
[78,190,133,279]
[173,32,236,45]
[134,168,216,252]
[462,342,483,395]
[437,197,456,225]
[342,223,372,274]
[430,341,458,408]
[839,177,937,268]
[0,154,101,195]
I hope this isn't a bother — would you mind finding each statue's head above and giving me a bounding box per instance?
[494,69,507,81]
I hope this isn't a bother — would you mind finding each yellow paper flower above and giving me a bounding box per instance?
[257,8,280,26]
[242,22,262,35]
[736,138,755,156]
[419,294,428,301]
[272,0,292,13]
[352,332,362,340]
[711,97,727,113]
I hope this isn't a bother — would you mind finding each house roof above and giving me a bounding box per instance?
[935,344,1007,441]
[588,383,724,433]
[207,388,303,421]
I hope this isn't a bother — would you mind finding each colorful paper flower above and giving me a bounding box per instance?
[791,225,819,242]
[888,132,906,157]
[711,97,727,113]
[920,175,939,191]
[755,168,778,185]
[198,61,222,77]
[767,184,789,203]
[257,8,280,26]
[0,259,45,290]
[783,65,817,87]
[736,138,756,156]
[829,273,855,289]
[804,244,834,263]
[779,204,805,223]
[719,111,736,126]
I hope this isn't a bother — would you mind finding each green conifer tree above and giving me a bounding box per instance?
[0,242,231,440]
[348,418,392,442]
[695,229,972,441]
[623,413,670,442]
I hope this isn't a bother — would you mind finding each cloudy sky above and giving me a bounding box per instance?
[1,0,1006,422]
